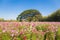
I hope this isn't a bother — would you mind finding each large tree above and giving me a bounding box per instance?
[17,9,42,22]
[47,9,60,21]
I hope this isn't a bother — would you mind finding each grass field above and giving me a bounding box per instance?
[0,22,60,40]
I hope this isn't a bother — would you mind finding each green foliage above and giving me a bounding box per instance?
[36,24,48,31]
[17,9,42,22]
[47,9,60,21]
[31,33,37,40]
[17,35,23,40]
[55,27,60,40]
[2,33,11,40]
[42,16,48,21]
[0,9,60,22]
[0,18,4,22]
[17,9,60,22]
[44,32,55,40]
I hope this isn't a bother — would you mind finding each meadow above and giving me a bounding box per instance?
[0,22,60,40]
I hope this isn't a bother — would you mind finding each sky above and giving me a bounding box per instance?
[0,0,60,20]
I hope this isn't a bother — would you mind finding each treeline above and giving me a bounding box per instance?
[0,18,17,22]
[17,9,60,22]
[0,9,60,22]
[42,9,60,22]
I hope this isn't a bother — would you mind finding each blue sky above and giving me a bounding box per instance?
[0,0,60,20]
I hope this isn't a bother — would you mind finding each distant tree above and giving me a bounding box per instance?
[17,9,42,22]
[5,20,18,22]
[0,18,4,22]
[42,16,48,21]
[47,9,60,21]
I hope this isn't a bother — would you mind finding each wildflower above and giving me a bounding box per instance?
[16,31,18,34]
[20,29,24,35]
[32,28,38,34]
[23,36,27,40]
[2,29,6,33]
[11,33,14,37]
[32,23,35,27]
[41,31,45,35]
[11,30,15,33]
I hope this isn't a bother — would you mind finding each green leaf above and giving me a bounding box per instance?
[17,37,22,40]
[26,34,31,39]
[32,33,36,40]
[2,33,11,40]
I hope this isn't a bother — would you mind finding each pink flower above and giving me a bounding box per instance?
[2,29,6,33]
[20,29,24,35]
[41,31,45,35]
[23,36,27,40]
[20,32,23,35]
[2,28,6,33]
[11,30,15,33]
[32,23,35,27]
[11,34,14,37]
[32,28,38,34]
[16,31,18,34]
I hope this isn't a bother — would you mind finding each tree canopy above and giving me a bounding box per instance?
[47,9,60,21]
[17,9,42,22]
[17,9,60,22]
